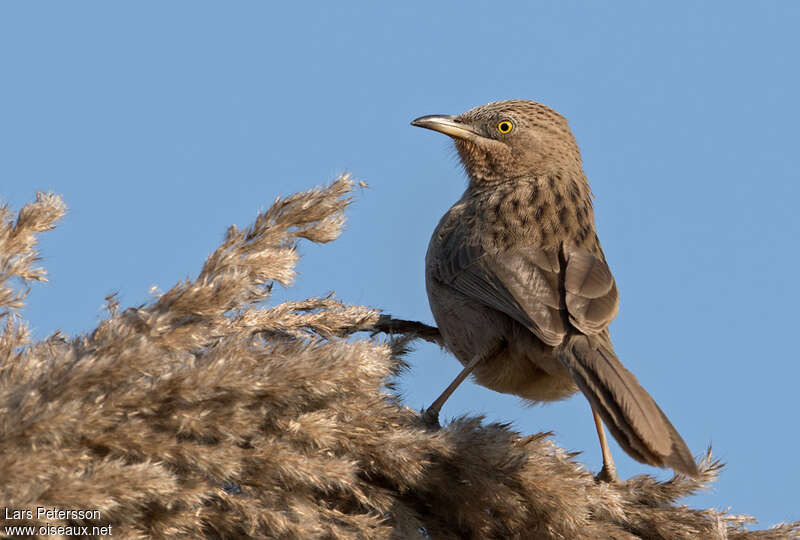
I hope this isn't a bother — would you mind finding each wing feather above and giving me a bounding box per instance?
[564,247,619,334]
[431,233,618,344]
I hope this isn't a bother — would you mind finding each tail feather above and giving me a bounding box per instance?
[559,334,699,477]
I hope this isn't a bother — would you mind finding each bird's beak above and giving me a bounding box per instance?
[410,115,479,140]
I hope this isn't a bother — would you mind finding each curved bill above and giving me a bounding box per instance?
[410,115,479,140]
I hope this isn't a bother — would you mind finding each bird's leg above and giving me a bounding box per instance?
[421,352,485,427]
[592,408,619,483]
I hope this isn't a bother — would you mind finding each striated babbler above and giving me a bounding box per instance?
[412,100,698,481]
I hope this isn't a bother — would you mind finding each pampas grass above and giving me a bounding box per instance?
[0,177,797,539]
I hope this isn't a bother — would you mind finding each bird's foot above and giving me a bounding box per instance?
[420,407,441,428]
[595,463,619,483]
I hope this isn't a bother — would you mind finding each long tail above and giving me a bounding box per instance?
[559,334,699,477]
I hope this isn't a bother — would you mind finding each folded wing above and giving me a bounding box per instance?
[431,235,618,346]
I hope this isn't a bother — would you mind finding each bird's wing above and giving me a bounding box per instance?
[561,245,619,335]
[432,237,618,346]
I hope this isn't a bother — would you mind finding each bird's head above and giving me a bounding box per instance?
[412,99,583,186]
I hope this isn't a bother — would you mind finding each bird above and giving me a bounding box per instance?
[411,99,699,481]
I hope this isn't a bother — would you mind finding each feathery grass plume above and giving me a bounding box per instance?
[0,178,797,539]
[0,191,66,370]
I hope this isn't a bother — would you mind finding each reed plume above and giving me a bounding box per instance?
[0,178,796,539]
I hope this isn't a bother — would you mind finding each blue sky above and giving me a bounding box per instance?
[2,1,798,528]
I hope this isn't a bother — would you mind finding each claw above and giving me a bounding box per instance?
[595,463,619,483]
[420,407,441,428]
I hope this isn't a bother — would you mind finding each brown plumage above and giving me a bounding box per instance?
[412,99,698,479]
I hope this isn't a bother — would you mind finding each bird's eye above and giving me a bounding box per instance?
[497,120,514,134]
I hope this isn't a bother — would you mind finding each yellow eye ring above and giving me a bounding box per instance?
[497,120,514,134]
